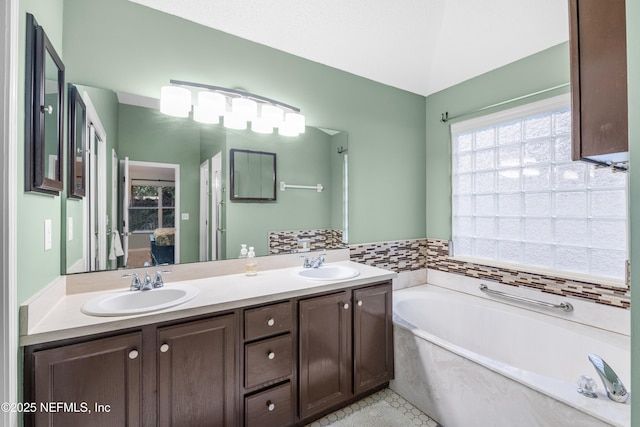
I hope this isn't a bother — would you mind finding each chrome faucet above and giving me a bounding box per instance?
[124,270,168,291]
[301,254,325,268]
[588,353,628,403]
[128,273,142,291]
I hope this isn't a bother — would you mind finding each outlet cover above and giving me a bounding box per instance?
[44,219,52,251]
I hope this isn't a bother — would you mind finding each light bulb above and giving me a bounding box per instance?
[160,86,191,118]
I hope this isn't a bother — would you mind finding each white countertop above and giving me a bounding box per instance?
[20,261,396,346]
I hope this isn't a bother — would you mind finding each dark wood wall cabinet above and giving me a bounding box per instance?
[569,0,628,170]
[24,280,393,427]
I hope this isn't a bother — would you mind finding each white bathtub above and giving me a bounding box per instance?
[390,279,630,427]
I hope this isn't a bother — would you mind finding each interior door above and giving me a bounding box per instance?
[120,157,130,268]
[199,160,209,262]
[212,152,223,260]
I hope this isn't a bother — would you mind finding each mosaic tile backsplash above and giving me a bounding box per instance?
[348,237,630,309]
[269,229,345,255]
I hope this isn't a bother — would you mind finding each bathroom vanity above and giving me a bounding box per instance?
[20,260,394,427]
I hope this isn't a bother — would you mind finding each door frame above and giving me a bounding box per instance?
[82,92,108,271]
[199,160,209,262]
[211,152,222,261]
[123,160,181,266]
[1,0,19,425]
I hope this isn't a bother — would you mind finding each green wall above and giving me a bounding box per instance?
[224,127,334,258]
[19,0,425,304]
[117,104,338,262]
[117,104,201,264]
[61,0,427,246]
[63,85,119,272]
[17,0,64,304]
[425,43,570,239]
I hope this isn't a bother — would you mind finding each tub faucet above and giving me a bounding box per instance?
[588,353,628,403]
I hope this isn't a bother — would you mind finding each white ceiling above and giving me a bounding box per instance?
[129,0,569,97]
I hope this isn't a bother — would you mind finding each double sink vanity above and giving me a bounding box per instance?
[20,251,395,427]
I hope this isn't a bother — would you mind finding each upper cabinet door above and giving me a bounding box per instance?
[569,0,628,167]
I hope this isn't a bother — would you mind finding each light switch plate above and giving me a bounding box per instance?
[181,213,189,220]
[44,219,52,251]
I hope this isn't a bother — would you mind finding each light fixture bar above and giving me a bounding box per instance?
[169,79,300,113]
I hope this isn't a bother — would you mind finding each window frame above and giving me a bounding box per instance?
[450,94,628,288]
[129,184,176,232]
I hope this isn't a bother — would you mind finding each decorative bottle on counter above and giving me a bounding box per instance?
[239,244,248,259]
[245,247,257,276]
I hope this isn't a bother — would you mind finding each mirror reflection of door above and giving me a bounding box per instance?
[122,160,180,268]
[82,93,108,273]
[212,152,223,261]
[199,160,209,262]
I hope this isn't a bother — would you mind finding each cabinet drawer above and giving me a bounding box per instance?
[244,301,292,341]
[245,334,293,389]
[245,382,293,427]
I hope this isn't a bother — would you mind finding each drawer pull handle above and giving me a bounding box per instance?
[160,343,170,353]
[266,401,275,412]
[128,350,139,360]
[268,351,276,360]
[267,317,275,327]
[357,300,363,307]
[343,303,349,310]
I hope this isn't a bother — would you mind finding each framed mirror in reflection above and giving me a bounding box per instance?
[25,13,65,195]
[230,149,277,201]
[64,88,348,274]
[68,85,86,198]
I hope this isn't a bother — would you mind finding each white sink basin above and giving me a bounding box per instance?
[81,283,199,317]
[294,265,360,281]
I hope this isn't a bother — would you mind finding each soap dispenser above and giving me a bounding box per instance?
[239,244,248,259]
[245,247,257,276]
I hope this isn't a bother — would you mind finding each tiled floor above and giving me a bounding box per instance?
[305,388,440,427]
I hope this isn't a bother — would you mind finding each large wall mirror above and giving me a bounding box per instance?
[25,13,65,195]
[230,149,277,201]
[64,85,348,274]
[55,3,349,276]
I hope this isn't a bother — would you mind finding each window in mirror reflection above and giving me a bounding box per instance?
[129,185,176,231]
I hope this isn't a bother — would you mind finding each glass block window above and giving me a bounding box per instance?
[451,95,628,281]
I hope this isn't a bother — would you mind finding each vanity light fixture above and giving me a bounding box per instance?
[160,79,305,136]
[159,85,191,118]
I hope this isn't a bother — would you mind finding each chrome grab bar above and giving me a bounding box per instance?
[479,284,574,312]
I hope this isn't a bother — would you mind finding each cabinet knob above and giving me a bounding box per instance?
[357,300,363,307]
[343,303,350,310]
[267,351,276,360]
[160,343,170,353]
[266,317,275,327]
[266,401,275,412]
[128,349,139,360]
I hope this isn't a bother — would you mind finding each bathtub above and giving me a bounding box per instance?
[390,279,630,427]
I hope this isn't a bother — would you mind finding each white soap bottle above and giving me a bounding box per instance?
[245,247,257,276]
[239,244,248,259]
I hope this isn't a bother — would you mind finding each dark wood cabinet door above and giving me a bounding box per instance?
[570,0,628,163]
[31,332,142,427]
[298,291,352,419]
[353,283,394,395]
[157,314,238,427]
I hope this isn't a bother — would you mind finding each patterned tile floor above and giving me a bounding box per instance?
[305,388,441,427]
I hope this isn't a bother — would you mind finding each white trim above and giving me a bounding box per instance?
[125,160,181,264]
[1,0,19,425]
[450,93,570,134]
